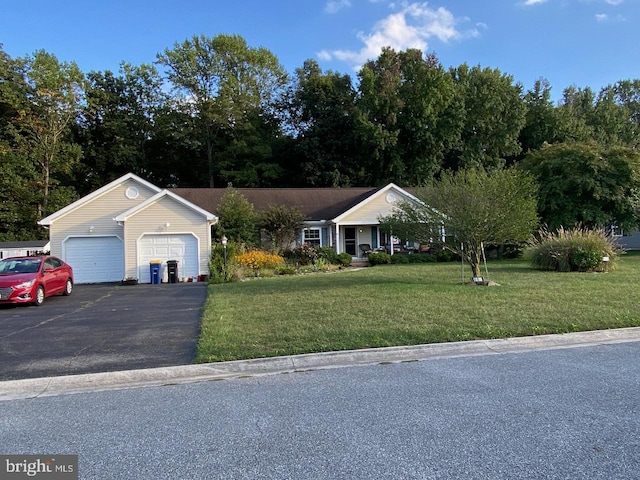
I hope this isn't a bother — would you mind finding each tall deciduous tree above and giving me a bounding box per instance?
[0,47,40,240]
[521,142,640,231]
[18,50,85,217]
[612,79,640,149]
[157,34,288,187]
[519,78,560,154]
[285,60,363,186]
[445,64,526,170]
[357,48,459,185]
[555,86,596,143]
[380,167,539,279]
[76,63,166,193]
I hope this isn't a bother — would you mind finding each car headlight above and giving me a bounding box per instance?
[15,279,35,289]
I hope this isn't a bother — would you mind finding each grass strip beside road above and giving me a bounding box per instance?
[195,253,640,363]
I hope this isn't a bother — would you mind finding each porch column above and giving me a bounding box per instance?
[335,222,340,254]
[329,223,333,250]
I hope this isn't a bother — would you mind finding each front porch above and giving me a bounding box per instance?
[301,223,418,259]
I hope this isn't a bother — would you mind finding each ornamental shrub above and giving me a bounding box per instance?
[436,249,453,262]
[526,226,620,272]
[289,243,319,266]
[390,254,410,264]
[317,246,339,264]
[210,241,239,283]
[368,252,392,265]
[408,253,437,263]
[337,252,352,267]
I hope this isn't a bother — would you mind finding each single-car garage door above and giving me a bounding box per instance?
[64,236,124,284]
[139,234,198,283]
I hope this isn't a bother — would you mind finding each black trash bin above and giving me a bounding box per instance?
[167,260,179,283]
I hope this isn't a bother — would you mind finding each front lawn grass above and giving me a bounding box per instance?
[195,252,640,363]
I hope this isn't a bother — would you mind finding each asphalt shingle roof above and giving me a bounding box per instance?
[171,187,383,221]
[0,240,49,249]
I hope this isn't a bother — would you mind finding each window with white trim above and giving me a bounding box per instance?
[610,224,624,237]
[303,228,321,246]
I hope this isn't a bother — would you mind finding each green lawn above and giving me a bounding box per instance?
[194,252,640,363]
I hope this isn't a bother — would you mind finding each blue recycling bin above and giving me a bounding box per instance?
[149,261,161,284]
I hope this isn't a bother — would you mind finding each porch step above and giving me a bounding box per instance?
[350,259,370,267]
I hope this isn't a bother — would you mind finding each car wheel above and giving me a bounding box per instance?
[34,285,45,306]
[63,278,73,296]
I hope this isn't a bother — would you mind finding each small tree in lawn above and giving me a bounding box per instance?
[260,204,306,253]
[380,167,539,281]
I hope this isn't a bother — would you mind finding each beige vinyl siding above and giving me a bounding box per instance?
[122,196,211,280]
[337,188,411,225]
[48,180,158,257]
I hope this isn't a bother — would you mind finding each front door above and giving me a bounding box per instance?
[345,227,357,256]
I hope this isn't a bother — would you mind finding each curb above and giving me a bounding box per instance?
[2,327,640,401]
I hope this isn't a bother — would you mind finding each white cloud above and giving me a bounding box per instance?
[605,0,623,5]
[523,0,548,5]
[318,2,478,69]
[594,11,626,22]
[325,0,352,14]
[317,50,333,61]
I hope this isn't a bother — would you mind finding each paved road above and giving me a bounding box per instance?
[0,283,207,380]
[3,342,639,479]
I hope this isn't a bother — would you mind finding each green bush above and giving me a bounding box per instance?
[436,249,454,262]
[571,247,605,272]
[318,246,339,264]
[368,252,392,265]
[337,252,353,267]
[526,226,620,272]
[210,241,238,283]
[405,253,437,263]
[275,265,297,275]
[283,243,319,266]
[420,254,438,263]
[391,254,410,264]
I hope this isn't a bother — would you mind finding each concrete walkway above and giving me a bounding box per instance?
[2,327,640,402]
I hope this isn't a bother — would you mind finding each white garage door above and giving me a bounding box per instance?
[139,234,198,283]
[64,236,124,284]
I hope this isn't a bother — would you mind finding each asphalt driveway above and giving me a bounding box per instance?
[0,282,208,380]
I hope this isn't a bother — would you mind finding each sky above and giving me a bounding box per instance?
[1,0,639,101]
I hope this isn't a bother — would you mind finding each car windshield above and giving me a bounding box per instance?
[0,258,42,274]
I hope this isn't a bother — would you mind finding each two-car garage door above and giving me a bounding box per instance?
[63,234,198,284]
[64,236,124,284]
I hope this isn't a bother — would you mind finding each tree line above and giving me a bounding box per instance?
[1,34,640,241]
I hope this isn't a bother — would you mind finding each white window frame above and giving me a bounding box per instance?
[303,227,322,247]
[609,224,624,237]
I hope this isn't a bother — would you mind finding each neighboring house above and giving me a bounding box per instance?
[615,230,640,250]
[38,173,217,284]
[0,240,50,259]
[173,182,422,257]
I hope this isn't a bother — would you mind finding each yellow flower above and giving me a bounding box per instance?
[235,250,285,270]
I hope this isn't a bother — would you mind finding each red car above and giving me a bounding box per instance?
[0,256,73,306]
